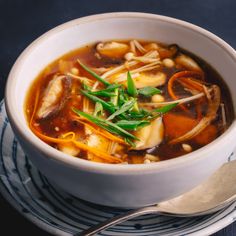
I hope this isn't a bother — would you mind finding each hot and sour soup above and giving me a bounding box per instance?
[25,40,234,164]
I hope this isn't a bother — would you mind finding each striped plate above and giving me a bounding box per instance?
[0,100,236,236]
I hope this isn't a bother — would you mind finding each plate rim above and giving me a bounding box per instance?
[0,99,236,236]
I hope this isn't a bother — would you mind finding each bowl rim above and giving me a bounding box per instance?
[5,12,236,174]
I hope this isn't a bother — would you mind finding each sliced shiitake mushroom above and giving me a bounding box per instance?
[36,75,71,119]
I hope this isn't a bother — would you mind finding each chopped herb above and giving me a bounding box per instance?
[72,108,139,141]
[127,71,138,97]
[118,87,127,106]
[107,99,136,121]
[89,91,116,97]
[105,84,122,91]
[138,86,161,96]
[115,120,150,130]
[75,63,177,147]
[78,60,110,86]
[125,109,150,119]
[81,90,115,113]
[110,88,119,106]
[154,103,178,114]
[125,138,136,147]
[94,102,103,117]
[147,103,178,120]
[83,83,92,91]
[131,101,140,113]
[83,84,120,97]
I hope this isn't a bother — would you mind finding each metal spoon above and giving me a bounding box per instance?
[79,159,236,236]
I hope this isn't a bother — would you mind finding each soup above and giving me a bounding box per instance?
[25,40,234,164]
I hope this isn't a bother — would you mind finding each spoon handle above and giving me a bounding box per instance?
[77,205,160,236]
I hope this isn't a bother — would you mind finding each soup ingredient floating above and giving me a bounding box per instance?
[25,39,231,164]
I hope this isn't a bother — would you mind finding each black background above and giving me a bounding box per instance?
[1,0,236,235]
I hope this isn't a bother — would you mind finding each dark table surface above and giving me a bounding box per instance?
[1,0,236,235]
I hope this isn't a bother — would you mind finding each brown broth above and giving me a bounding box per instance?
[25,40,234,164]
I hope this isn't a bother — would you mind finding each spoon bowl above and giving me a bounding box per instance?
[158,158,236,216]
[81,158,236,236]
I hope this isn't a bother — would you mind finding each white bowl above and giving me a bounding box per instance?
[5,12,236,208]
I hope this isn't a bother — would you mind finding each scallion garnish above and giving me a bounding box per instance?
[138,86,161,96]
[89,91,116,97]
[107,98,136,121]
[78,60,110,86]
[115,120,150,130]
[81,90,115,113]
[94,102,104,117]
[154,103,178,114]
[127,71,138,97]
[74,66,178,147]
[110,88,119,106]
[72,108,139,141]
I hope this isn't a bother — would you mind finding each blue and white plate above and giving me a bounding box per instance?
[0,100,236,236]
